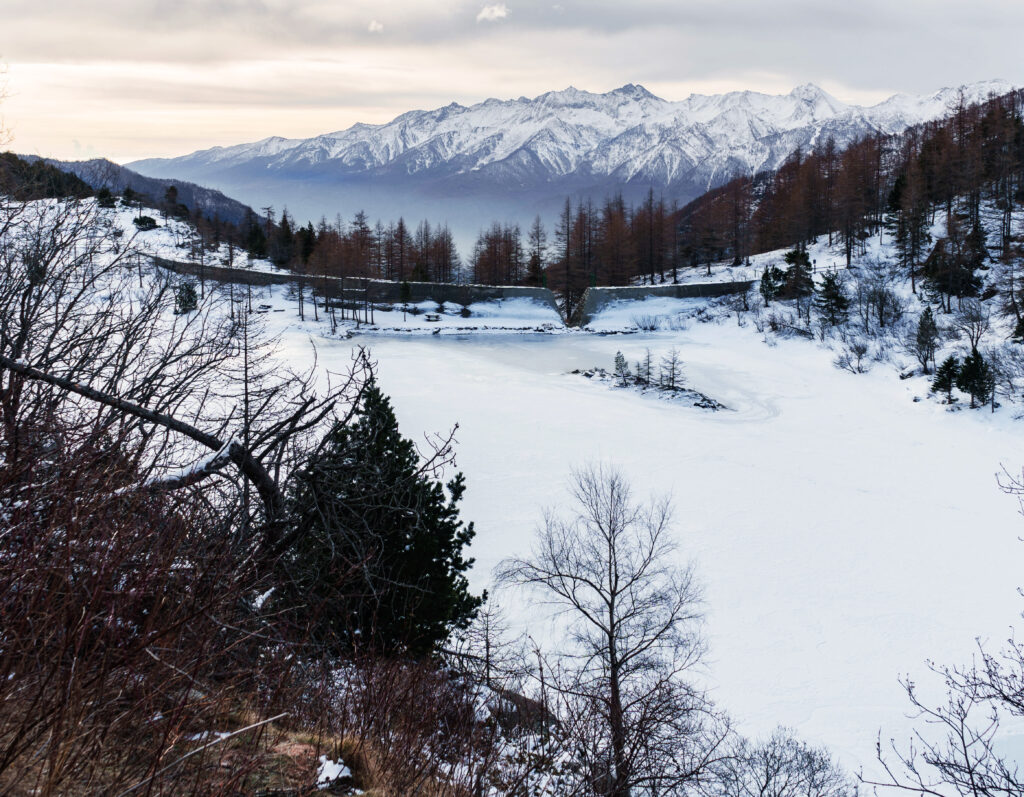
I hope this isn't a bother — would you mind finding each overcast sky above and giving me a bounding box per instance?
[3,0,1023,163]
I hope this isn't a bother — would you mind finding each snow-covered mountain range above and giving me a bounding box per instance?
[129,80,1013,244]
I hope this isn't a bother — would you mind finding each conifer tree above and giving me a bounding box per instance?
[760,265,785,305]
[814,271,849,326]
[964,219,989,274]
[526,215,547,286]
[269,209,295,266]
[173,281,198,315]
[278,381,483,657]
[925,216,983,308]
[660,347,684,389]
[956,350,992,408]
[932,354,960,402]
[915,306,940,373]
[244,210,267,259]
[781,249,814,299]
[637,348,653,385]
[95,186,116,209]
[614,351,630,386]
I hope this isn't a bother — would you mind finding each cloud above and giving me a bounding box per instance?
[4,0,1024,162]
[476,3,508,23]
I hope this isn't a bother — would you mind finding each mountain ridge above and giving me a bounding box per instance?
[132,80,1010,177]
[126,79,1014,246]
[30,157,264,227]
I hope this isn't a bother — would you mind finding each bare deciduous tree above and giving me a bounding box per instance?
[0,194,375,558]
[660,347,684,390]
[498,464,729,797]
[861,470,1024,797]
[864,656,1024,797]
[717,728,852,797]
[953,298,991,353]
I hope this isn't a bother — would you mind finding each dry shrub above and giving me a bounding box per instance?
[0,424,297,795]
[320,656,492,795]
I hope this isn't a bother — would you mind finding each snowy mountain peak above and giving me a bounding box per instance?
[611,83,660,101]
[535,85,618,108]
[128,78,1018,232]
[788,83,846,112]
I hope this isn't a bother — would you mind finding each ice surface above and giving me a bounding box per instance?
[271,322,1024,774]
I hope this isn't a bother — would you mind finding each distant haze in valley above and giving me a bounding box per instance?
[127,79,1011,252]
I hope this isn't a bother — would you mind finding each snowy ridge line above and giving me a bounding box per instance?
[152,256,562,315]
[573,280,754,327]
[131,80,1014,190]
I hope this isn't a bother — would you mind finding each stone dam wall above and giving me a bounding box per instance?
[571,280,756,327]
[153,257,561,314]
[154,257,755,327]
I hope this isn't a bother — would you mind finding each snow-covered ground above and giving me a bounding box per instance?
[105,203,280,272]
[585,296,713,332]
[211,206,1024,774]
[15,195,1024,775]
[267,316,1024,775]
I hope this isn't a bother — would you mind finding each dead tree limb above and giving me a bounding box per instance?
[0,352,286,541]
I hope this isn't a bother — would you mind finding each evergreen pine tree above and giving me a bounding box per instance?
[525,252,544,286]
[956,350,992,409]
[614,351,630,386]
[95,186,116,209]
[964,219,989,274]
[932,354,960,402]
[924,220,983,307]
[270,209,295,266]
[915,306,940,373]
[244,211,267,258]
[759,265,784,305]
[278,381,483,657]
[813,271,849,326]
[173,281,198,315]
[781,249,814,299]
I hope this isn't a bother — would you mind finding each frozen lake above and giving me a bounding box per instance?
[278,320,1024,773]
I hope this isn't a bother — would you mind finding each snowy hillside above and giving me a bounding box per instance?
[222,196,1024,774]
[353,321,1024,775]
[254,245,1024,778]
